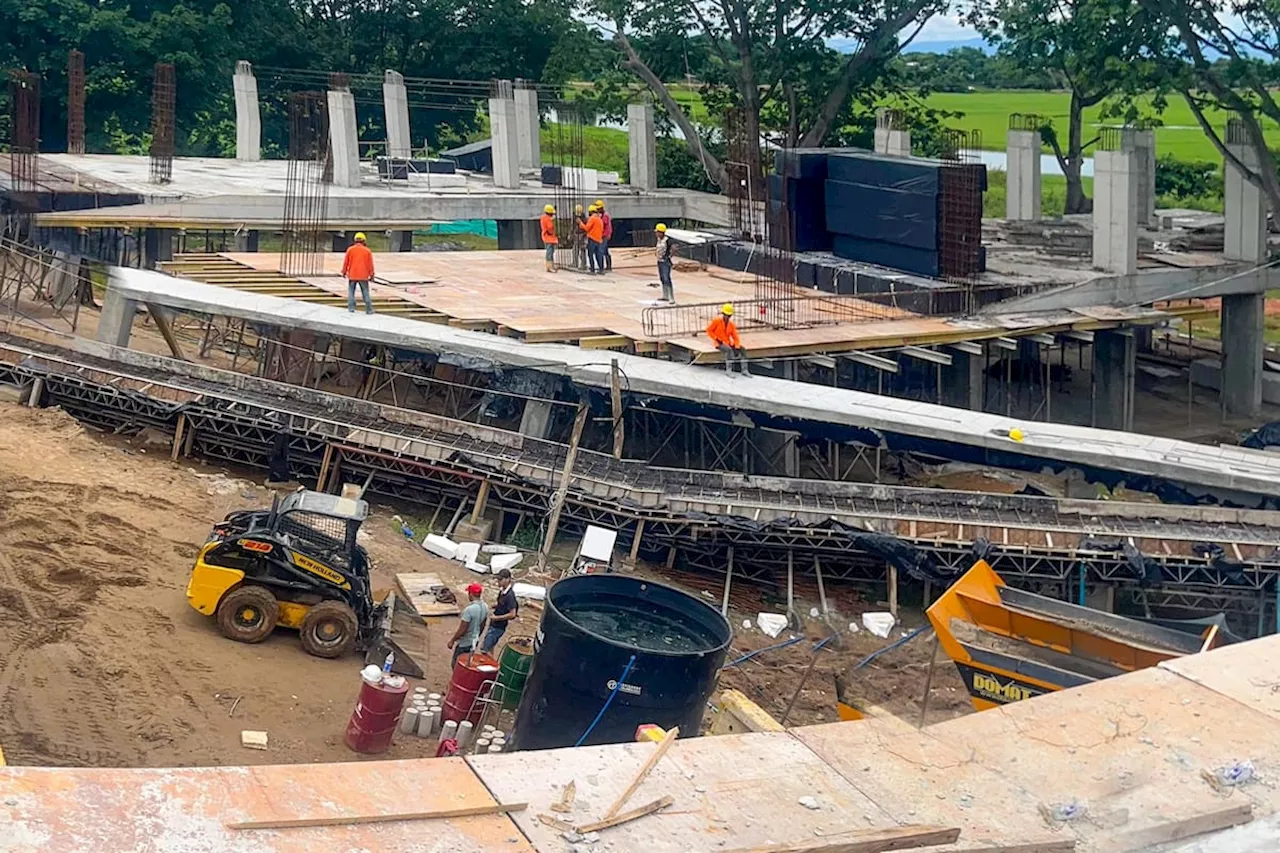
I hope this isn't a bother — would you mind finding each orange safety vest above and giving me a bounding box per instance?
[582,214,604,242]
[540,213,558,245]
[341,243,375,280]
[706,315,741,348]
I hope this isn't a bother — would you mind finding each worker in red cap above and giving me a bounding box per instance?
[447,582,490,668]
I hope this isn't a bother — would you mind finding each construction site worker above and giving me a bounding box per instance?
[706,303,749,375]
[572,204,587,270]
[341,232,375,315]
[655,223,675,302]
[480,568,518,654]
[581,204,605,274]
[540,204,558,273]
[448,582,490,668]
[595,199,613,271]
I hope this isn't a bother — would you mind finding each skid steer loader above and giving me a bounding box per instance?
[185,488,423,675]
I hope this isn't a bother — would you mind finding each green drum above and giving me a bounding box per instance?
[496,636,535,711]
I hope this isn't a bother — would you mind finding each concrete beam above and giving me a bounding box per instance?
[382,71,412,160]
[627,104,657,191]
[233,61,261,162]
[1092,148,1138,274]
[327,88,362,188]
[985,263,1280,314]
[1225,140,1268,264]
[489,93,520,190]
[1094,329,1135,431]
[1005,129,1041,222]
[514,81,540,170]
[1221,292,1264,419]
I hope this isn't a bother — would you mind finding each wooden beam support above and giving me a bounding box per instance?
[610,358,625,460]
[723,825,962,853]
[470,479,491,525]
[539,404,589,570]
[144,302,188,361]
[170,413,186,461]
[227,801,528,830]
[602,727,680,819]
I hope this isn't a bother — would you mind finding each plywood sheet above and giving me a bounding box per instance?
[0,757,532,853]
[794,719,1064,851]
[397,572,463,617]
[467,731,900,852]
[925,667,1280,851]
[1158,634,1280,722]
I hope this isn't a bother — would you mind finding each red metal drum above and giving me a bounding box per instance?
[442,652,500,725]
[344,675,409,754]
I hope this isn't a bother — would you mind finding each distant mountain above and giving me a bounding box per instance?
[902,37,994,55]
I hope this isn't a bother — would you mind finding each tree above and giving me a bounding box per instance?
[592,0,945,191]
[970,0,1157,214]
[1136,0,1280,214]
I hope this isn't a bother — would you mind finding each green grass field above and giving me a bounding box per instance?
[907,90,1280,162]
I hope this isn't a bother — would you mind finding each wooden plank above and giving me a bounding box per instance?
[539,403,589,568]
[577,796,674,833]
[581,334,634,350]
[723,825,962,853]
[144,302,188,361]
[227,800,528,830]
[603,727,680,819]
[1109,803,1252,850]
[396,572,462,617]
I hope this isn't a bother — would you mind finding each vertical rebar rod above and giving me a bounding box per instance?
[149,63,176,184]
[67,51,85,155]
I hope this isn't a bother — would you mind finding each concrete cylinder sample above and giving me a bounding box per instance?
[418,709,437,737]
[440,719,458,743]
[457,720,474,749]
[474,738,490,753]
[488,743,504,753]
[399,707,420,734]
[428,693,442,703]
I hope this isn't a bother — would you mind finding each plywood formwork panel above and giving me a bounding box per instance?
[1157,634,1280,723]
[467,731,900,852]
[0,756,531,853]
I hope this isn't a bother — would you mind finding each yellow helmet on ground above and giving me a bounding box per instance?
[354,232,367,242]
[656,223,667,232]
[722,303,734,316]
[1009,428,1025,442]
[544,204,555,214]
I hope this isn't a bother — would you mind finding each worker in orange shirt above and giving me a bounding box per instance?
[706,303,749,375]
[341,232,375,314]
[540,204,558,273]
[595,199,613,272]
[580,204,605,275]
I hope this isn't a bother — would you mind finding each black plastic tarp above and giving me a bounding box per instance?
[824,179,939,249]
[832,235,941,278]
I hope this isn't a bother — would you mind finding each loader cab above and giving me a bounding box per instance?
[270,490,369,574]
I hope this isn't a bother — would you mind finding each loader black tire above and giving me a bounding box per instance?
[216,585,279,644]
[299,600,358,659]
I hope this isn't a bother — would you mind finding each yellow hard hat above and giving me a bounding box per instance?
[722,303,734,316]
[1008,428,1024,442]
[655,223,667,232]
[595,198,605,208]
[544,204,555,214]
[353,232,367,242]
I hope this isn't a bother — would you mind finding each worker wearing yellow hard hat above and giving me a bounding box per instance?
[572,204,587,270]
[706,303,749,375]
[655,222,675,302]
[595,199,613,272]
[540,205,558,273]
[341,232,375,314]
[580,204,605,274]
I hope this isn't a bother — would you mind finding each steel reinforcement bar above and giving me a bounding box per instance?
[1,330,1279,627]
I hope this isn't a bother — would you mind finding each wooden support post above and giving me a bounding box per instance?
[171,413,186,461]
[917,634,940,729]
[629,519,645,563]
[539,403,589,570]
[888,564,899,619]
[470,479,491,525]
[182,418,195,457]
[665,545,677,569]
[786,551,795,622]
[144,302,188,361]
[721,546,735,617]
[610,358,625,459]
[316,443,335,492]
[814,555,829,618]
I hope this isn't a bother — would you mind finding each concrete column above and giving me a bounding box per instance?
[143,228,173,268]
[627,104,657,191]
[382,70,412,160]
[1005,129,1041,221]
[233,61,261,162]
[514,81,540,169]
[943,351,984,411]
[1225,139,1268,264]
[389,230,413,252]
[1221,292,1265,419]
[885,131,911,157]
[519,399,553,438]
[331,232,352,252]
[489,91,520,190]
[1122,128,1157,228]
[327,87,362,188]
[496,220,541,250]
[1093,329,1135,431]
[97,285,138,348]
[233,230,260,252]
[1091,148,1138,274]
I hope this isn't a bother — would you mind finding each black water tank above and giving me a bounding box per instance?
[510,575,732,750]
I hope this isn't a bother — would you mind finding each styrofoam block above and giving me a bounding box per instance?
[423,534,458,560]
[512,582,545,600]
[862,611,896,639]
[562,167,599,191]
[756,612,788,638]
[598,171,621,184]
[465,560,488,574]
[454,542,480,563]
[481,544,518,555]
[489,552,524,572]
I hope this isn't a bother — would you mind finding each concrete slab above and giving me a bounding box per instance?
[466,731,898,851]
[0,756,533,852]
[1158,634,1280,723]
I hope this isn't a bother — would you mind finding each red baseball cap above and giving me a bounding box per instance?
[466,583,484,596]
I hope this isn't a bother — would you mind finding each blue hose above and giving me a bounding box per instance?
[726,636,805,667]
[849,625,930,672]
[575,654,637,747]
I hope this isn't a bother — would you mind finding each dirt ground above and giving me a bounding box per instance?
[0,401,968,769]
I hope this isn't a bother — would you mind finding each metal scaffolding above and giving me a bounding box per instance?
[5,70,41,242]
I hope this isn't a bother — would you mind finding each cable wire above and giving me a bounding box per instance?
[575,654,636,746]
